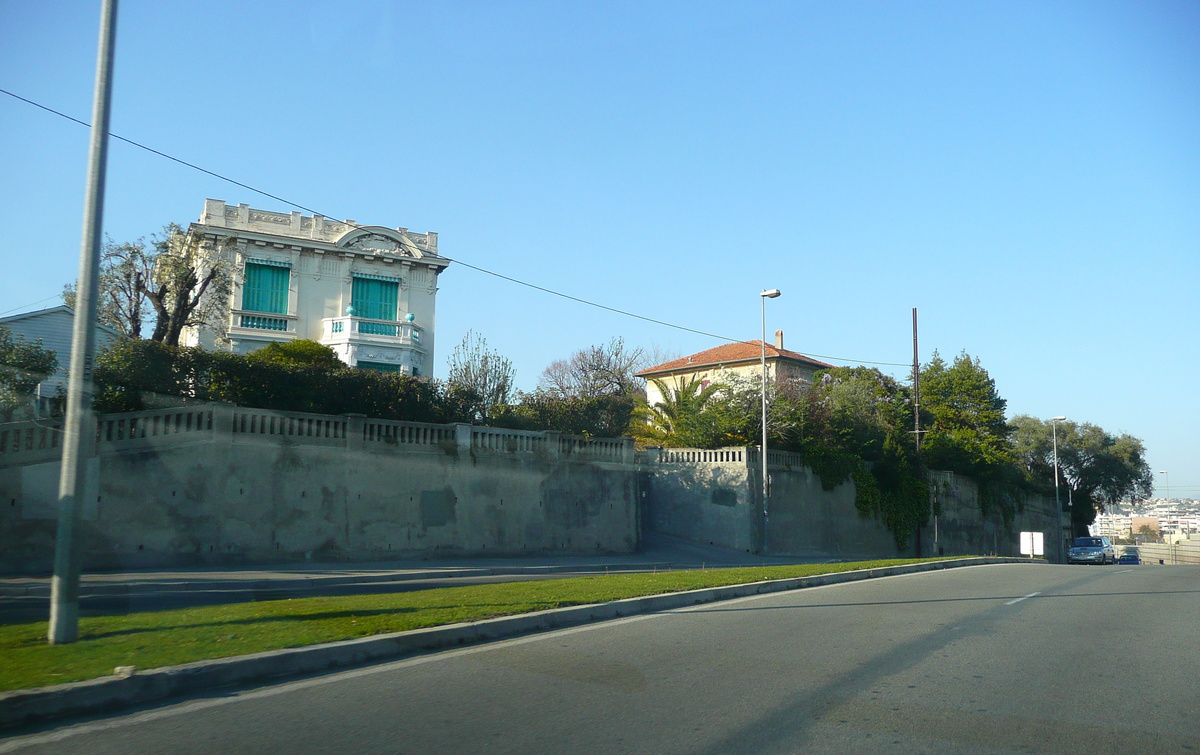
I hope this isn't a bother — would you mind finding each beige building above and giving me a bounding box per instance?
[182,200,449,376]
[636,331,832,406]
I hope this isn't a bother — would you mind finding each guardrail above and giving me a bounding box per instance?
[1134,541,1200,566]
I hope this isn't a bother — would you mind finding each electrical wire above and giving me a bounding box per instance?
[2,87,911,367]
[0,295,67,318]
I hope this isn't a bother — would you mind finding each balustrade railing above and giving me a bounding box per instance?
[231,408,346,441]
[363,419,454,447]
[472,426,547,454]
[0,419,63,466]
[652,447,746,464]
[1,408,644,466]
[320,316,422,344]
[97,406,213,446]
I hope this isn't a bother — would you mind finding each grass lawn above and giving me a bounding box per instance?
[0,558,956,693]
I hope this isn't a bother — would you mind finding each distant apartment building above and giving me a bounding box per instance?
[181,199,449,376]
[1089,513,1134,540]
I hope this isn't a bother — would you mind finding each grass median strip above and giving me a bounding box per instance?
[0,558,954,692]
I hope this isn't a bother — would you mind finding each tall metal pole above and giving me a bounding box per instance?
[1051,416,1066,564]
[759,289,780,554]
[912,307,934,556]
[49,0,119,645]
[912,308,920,452]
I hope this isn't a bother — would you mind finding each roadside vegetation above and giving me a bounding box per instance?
[44,223,1153,543]
[61,332,1156,545]
[0,559,951,692]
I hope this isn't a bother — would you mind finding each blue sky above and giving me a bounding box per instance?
[1,1,1196,498]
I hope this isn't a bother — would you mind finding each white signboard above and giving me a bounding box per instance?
[1020,531,1044,557]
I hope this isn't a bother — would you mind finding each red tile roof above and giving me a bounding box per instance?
[635,341,834,377]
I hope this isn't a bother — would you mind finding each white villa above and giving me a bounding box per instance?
[182,199,449,376]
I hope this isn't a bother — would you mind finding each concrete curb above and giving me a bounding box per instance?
[0,557,1038,731]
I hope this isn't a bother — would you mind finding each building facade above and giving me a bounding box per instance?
[182,199,449,376]
[0,305,122,416]
[635,330,833,406]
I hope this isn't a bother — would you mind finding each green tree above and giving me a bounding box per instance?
[0,325,59,421]
[630,377,741,448]
[445,330,515,421]
[490,393,637,438]
[92,339,190,412]
[1011,415,1153,533]
[800,367,928,548]
[919,351,1014,475]
[92,339,475,424]
[245,340,344,369]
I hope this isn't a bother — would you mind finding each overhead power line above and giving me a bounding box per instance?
[2,87,910,368]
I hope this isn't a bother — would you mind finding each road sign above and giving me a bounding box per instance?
[1020,531,1045,557]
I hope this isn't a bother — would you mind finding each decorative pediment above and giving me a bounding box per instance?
[336,226,423,258]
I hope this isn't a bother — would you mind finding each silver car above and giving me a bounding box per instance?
[1068,536,1116,564]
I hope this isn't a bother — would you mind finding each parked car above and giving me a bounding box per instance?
[1067,536,1116,564]
[1117,552,1141,565]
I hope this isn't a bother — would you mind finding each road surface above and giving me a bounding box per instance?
[3,563,1196,753]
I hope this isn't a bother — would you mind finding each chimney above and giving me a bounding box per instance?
[774,329,784,350]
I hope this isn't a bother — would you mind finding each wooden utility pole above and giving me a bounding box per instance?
[912,307,921,451]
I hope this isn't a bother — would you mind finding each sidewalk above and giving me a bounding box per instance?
[0,534,822,623]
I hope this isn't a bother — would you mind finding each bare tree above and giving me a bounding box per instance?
[62,237,154,338]
[446,330,516,419]
[538,337,646,398]
[144,224,231,346]
[63,223,231,345]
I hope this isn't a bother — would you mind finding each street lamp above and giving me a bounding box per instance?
[1052,416,1067,563]
[760,288,781,553]
[1158,470,1170,502]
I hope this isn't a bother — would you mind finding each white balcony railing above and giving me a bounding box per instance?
[320,315,423,345]
[229,310,298,335]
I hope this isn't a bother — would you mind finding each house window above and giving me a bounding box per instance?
[240,261,290,330]
[352,275,399,336]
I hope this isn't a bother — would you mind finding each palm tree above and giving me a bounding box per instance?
[631,377,726,448]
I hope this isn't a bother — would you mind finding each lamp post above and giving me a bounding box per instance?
[760,288,781,553]
[1158,470,1169,502]
[50,0,119,646]
[1051,416,1067,563]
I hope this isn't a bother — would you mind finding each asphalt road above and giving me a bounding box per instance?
[3,563,1197,754]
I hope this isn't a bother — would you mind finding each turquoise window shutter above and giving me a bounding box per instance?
[242,263,290,314]
[351,277,399,321]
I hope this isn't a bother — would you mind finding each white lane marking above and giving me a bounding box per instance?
[1004,592,1040,606]
[1114,569,1134,573]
